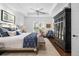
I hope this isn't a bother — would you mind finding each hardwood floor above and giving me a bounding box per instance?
[48,38,71,56]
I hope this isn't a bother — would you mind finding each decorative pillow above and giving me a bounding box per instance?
[8,31,16,36]
[0,28,3,33]
[16,31,21,35]
[2,28,9,32]
[0,28,9,37]
[0,33,2,37]
[1,32,9,37]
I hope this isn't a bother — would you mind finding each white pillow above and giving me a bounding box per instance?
[8,31,16,36]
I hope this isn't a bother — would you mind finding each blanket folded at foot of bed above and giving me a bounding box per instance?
[23,33,37,48]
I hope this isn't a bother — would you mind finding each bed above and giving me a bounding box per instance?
[0,32,39,53]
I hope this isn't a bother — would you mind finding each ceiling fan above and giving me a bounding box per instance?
[30,8,49,15]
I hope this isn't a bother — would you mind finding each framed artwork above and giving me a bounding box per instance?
[46,24,51,28]
[1,10,15,23]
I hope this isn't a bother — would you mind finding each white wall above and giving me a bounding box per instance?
[14,12,25,25]
[24,16,53,32]
[71,3,79,56]
[0,4,25,26]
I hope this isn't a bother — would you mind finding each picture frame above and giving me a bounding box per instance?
[1,10,15,23]
[46,24,51,28]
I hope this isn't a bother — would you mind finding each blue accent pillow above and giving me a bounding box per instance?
[16,31,20,35]
[0,28,10,37]
[0,28,3,33]
[0,33,2,37]
[1,32,9,37]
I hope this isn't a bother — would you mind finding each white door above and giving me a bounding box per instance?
[72,3,79,56]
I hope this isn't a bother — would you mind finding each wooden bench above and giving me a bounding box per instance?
[38,36,45,50]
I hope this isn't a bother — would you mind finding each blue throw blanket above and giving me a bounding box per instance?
[23,33,37,48]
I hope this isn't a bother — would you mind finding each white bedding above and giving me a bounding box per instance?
[0,33,31,48]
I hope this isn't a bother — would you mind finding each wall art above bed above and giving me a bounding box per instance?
[1,10,15,23]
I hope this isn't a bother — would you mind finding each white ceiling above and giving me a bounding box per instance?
[0,3,56,16]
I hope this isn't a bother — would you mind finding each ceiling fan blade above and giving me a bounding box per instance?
[38,11,48,14]
[30,8,48,15]
[30,8,39,13]
[39,8,43,10]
